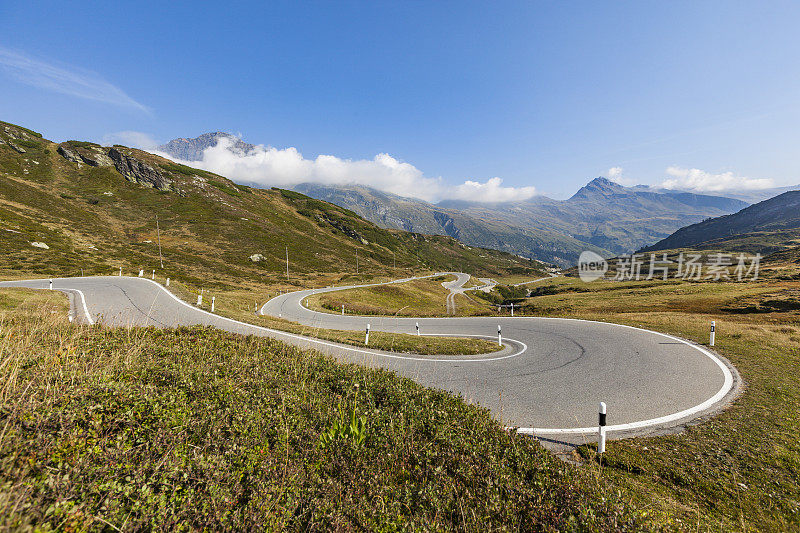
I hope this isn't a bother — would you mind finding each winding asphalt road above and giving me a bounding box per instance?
[0,275,738,440]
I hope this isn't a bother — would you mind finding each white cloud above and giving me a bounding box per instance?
[659,166,774,192]
[603,166,636,186]
[450,177,537,203]
[152,137,537,204]
[101,131,159,149]
[0,47,149,113]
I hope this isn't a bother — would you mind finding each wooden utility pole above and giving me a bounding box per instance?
[156,217,164,269]
[285,246,289,282]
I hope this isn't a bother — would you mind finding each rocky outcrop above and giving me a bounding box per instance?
[108,147,172,191]
[79,146,114,167]
[57,145,83,165]
[57,143,118,167]
[7,141,26,154]
[30,241,49,249]
[249,253,266,262]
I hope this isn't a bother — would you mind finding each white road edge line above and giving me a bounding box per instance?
[72,288,95,325]
[515,323,734,435]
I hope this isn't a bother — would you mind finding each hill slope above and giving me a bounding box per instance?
[0,120,542,286]
[641,190,800,255]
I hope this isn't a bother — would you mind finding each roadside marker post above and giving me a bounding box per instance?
[416,322,420,336]
[197,293,202,306]
[138,270,144,277]
[211,296,215,313]
[152,270,155,280]
[119,267,122,276]
[511,303,514,317]
[342,304,345,315]
[598,402,607,454]
[166,278,170,287]
[710,321,716,347]
[365,323,370,345]
[498,325,502,346]
[49,279,53,290]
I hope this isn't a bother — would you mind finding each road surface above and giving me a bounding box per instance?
[1,275,738,439]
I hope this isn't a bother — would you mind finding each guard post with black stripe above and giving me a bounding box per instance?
[710,320,716,347]
[497,325,502,346]
[598,402,607,454]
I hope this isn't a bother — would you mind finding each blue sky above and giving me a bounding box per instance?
[2,1,800,200]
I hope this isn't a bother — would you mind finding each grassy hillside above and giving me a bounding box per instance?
[0,120,543,291]
[0,289,641,530]
[641,190,800,255]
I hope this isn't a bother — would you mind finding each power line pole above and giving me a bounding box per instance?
[156,217,164,269]
[285,246,289,282]
[392,250,396,270]
[356,250,359,275]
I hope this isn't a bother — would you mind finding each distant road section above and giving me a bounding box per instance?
[1,275,736,438]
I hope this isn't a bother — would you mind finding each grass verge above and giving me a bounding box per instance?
[305,276,491,317]
[0,288,645,530]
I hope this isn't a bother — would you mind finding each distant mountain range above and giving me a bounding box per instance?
[641,190,800,256]
[156,132,770,266]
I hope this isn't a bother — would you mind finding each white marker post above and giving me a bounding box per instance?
[598,402,607,454]
[138,270,143,277]
[416,322,420,336]
[710,320,716,347]
[342,304,345,315]
[119,266,122,276]
[151,270,155,280]
[166,278,170,287]
[497,325,502,346]
[211,296,215,313]
[49,279,53,290]
[197,293,202,306]
[511,302,514,317]
[365,323,371,345]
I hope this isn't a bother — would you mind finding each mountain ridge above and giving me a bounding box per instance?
[155,132,754,264]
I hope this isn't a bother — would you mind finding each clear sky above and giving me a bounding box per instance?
[2,1,800,200]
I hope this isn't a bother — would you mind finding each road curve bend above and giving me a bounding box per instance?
[1,275,738,439]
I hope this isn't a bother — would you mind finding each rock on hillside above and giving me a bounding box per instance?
[108,147,172,191]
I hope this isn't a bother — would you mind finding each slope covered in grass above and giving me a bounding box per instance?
[0,289,642,530]
[0,120,542,290]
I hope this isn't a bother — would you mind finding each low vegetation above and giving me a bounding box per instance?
[0,289,643,530]
[305,276,490,317]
